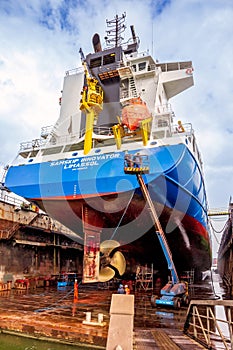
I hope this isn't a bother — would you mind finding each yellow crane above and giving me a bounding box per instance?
[80,62,103,155]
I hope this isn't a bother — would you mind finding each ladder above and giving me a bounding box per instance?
[129,77,137,97]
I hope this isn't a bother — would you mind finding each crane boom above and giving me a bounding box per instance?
[124,157,188,308]
[136,174,179,284]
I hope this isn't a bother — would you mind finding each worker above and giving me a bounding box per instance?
[177,120,185,133]
[133,152,142,168]
[125,153,133,167]
[73,279,78,302]
[117,284,125,294]
[124,284,130,295]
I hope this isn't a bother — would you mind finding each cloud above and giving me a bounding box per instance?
[0,0,232,214]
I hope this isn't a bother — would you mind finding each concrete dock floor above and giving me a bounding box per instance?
[0,279,223,349]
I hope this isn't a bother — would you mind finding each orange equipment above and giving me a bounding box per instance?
[122,97,151,131]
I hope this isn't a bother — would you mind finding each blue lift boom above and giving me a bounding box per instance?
[136,173,189,309]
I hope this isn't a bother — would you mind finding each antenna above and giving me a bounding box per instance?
[105,13,126,47]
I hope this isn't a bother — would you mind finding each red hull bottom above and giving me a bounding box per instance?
[34,195,211,281]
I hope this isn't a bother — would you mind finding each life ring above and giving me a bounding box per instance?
[186,68,193,75]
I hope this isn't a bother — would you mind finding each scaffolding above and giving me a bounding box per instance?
[180,269,195,284]
[135,264,153,293]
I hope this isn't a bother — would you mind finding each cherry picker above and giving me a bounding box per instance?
[124,156,189,309]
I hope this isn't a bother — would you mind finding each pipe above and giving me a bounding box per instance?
[92,33,102,52]
[130,25,137,43]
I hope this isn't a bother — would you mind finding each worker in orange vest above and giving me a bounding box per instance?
[124,284,130,295]
[74,279,78,302]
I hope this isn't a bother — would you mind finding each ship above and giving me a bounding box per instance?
[217,201,233,294]
[4,13,211,282]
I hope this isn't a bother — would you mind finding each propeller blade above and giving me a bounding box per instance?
[110,251,126,276]
[99,266,115,282]
[100,240,120,256]
[99,240,126,282]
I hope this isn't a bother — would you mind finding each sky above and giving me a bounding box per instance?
[0,0,232,255]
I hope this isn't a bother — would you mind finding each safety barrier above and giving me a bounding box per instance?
[184,299,233,349]
[0,281,12,291]
[106,294,134,350]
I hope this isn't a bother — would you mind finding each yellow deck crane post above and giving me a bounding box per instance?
[79,51,104,155]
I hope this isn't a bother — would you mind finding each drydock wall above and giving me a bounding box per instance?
[218,203,233,296]
[0,196,83,283]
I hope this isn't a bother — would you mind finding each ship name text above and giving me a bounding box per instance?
[50,153,121,170]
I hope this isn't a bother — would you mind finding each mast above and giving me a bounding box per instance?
[105,13,126,47]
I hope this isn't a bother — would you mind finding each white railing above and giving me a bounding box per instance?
[65,67,83,76]
[156,61,192,73]
[0,190,24,207]
[155,103,173,115]
[19,124,116,153]
[20,138,46,151]
[41,125,53,138]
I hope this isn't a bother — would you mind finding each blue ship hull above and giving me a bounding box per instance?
[5,143,211,276]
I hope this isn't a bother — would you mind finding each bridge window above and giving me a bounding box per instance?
[103,53,115,65]
[138,62,146,71]
[158,119,168,127]
[131,64,136,72]
[29,150,39,158]
[19,151,30,158]
[90,57,102,68]
[63,142,84,152]
[42,146,63,155]
[152,130,165,139]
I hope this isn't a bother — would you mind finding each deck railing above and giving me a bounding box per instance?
[184,299,233,349]
[0,190,23,207]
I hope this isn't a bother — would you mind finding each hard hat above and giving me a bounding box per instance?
[125,285,128,288]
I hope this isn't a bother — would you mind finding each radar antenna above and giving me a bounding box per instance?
[104,13,126,47]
